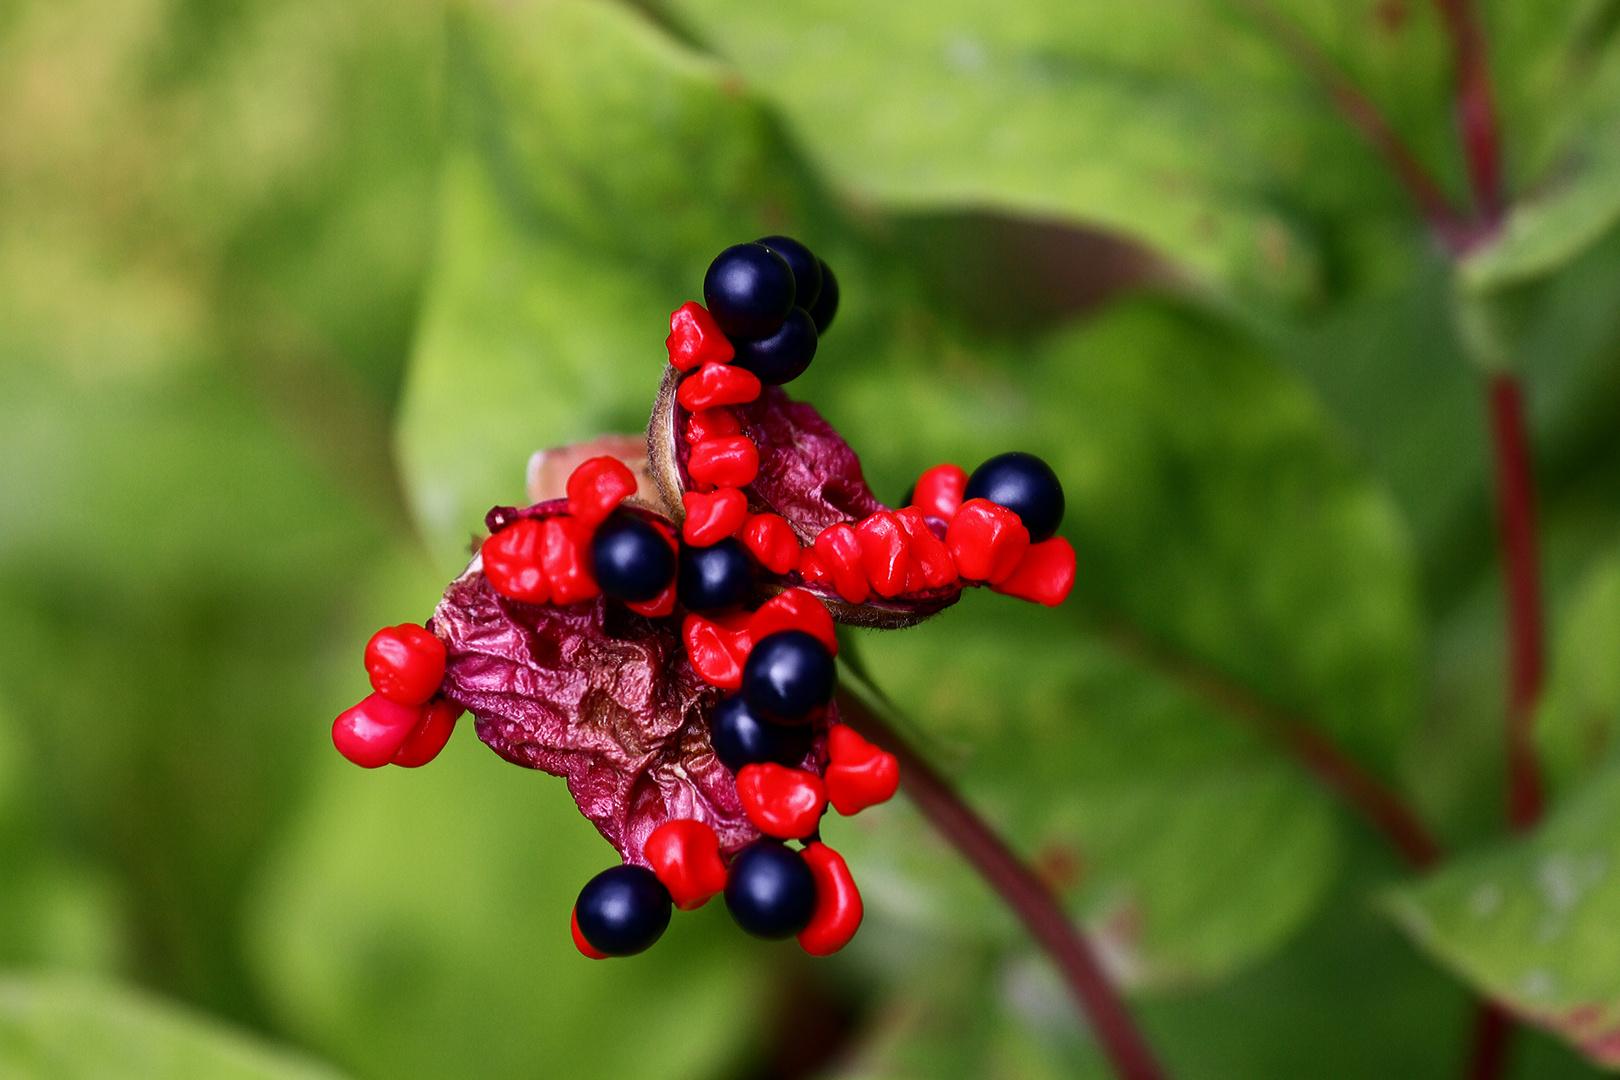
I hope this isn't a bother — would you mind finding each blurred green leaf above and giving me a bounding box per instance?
[820,298,1421,988]
[1537,545,1620,797]
[1460,138,1620,294]
[825,834,1496,1080]
[653,0,1472,304]
[0,973,345,1080]
[1387,759,1620,1071]
[822,299,1422,771]
[399,0,826,568]
[247,552,775,1080]
[0,354,389,1019]
[836,600,1338,993]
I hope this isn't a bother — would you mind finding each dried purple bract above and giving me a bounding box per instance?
[431,499,827,865]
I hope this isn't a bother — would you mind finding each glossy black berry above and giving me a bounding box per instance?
[756,236,822,310]
[807,259,838,335]
[575,865,672,957]
[724,840,816,939]
[677,537,756,612]
[741,630,835,724]
[963,451,1065,543]
[711,694,814,773]
[591,511,676,603]
[731,307,818,386]
[704,243,795,340]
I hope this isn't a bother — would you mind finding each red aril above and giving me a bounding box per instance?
[364,623,446,705]
[644,819,729,910]
[333,693,423,769]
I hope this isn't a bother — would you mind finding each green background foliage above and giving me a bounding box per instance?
[4,0,1620,1075]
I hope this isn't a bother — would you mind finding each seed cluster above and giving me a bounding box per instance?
[331,236,1077,961]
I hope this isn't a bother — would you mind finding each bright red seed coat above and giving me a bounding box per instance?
[565,456,638,528]
[541,516,600,604]
[481,519,549,603]
[681,613,752,690]
[741,512,801,575]
[813,523,869,603]
[912,463,968,521]
[895,507,958,589]
[665,302,735,371]
[644,819,729,910]
[946,499,1030,584]
[688,436,760,488]
[682,488,750,546]
[364,623,447,705]
[854,511,915,598]
[677,362,762,410]
[798,842,863,956]
[391,698,463,767]
[684,407,741,444]
[797,549,832,586]
[333,693,423,769]
[991,536,1077,607]
[824,724,900,816]
[736,762,827,839]
[749,588,838,655]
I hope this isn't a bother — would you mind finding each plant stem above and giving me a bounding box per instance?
[1465,1001,1516,1080]
[834,687,1171,1080]
[1233,0,1471,249]
[1487,374,1547,831]
[1104,625,1444,869]
[1429,0,1505,224]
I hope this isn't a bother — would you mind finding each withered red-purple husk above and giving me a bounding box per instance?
[649,369,964,626]
[431,498,830,865]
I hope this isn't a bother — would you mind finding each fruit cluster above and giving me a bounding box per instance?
[331,236,1075,960]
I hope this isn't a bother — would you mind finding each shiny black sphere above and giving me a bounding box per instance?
[575,865,671,956]
[711,694,814,773]
[741,630,835,724]
[677,537,756,612]
[731,307,818,386]
[704,243,795,340]
[807,259,838,335]
[756,236,823,310]
[724,841,816,939]
[963,451,1065,542]
[591,512,676,603]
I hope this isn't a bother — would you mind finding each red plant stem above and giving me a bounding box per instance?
[1430,0,1505,223]
[835,689,1170,1080]
[1488,375,1546,830]
[1466,1002,1516,1080]
[1234,0,1471,249]
[1104,625,1444,870]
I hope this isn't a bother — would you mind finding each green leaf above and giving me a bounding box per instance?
[246,558,775,1080]
[824,834,1489,1080]
[1460,137,1620,293]
[398,0,824,568]
[0,346,388,1018]
[836,601,1339,993]
[1538,547,1620,797]
[1386,759,1620,1070]
[0,973,345,1080]
[823,299,1420,988]
[821,299,1422,770]
[654,0,1475,304]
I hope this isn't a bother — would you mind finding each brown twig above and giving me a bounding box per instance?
[1104,624,1445,869]
[1232,0,1473,251]
[835,688,1171,1080]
